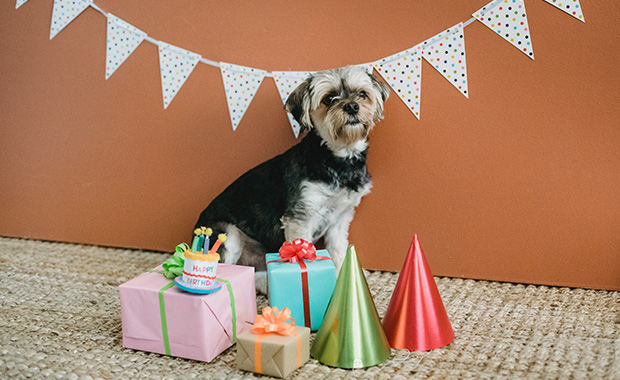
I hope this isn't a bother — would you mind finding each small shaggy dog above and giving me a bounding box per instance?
[195,66,390,293]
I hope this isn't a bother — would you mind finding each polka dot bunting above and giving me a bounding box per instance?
[375,48,423,119]
[272,71,313,138]
[105,14,146,80]
[421,22,469,98]
[220,63,267,131]
[29,0,587,124]
[376,44,422,67]
[158,41,201,109]
[473,0,534,60]
[543,0,585,22]
[50,0,92,40]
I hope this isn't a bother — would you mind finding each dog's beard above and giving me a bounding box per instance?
[333,117,370,146]
[312,103,376,149]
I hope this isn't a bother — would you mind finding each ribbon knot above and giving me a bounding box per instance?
[252,307,296,336]
[160,243,189,279]
[278,239,317,263]
[251,306,302,374]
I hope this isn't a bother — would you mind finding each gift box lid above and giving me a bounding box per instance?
[265,249,334,272]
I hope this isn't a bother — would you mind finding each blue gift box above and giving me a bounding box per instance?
[265,249,336,331]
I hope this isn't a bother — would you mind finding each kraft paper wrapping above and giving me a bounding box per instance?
[236,326,310,378]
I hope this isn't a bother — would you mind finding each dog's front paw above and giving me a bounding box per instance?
[255,271,268,294]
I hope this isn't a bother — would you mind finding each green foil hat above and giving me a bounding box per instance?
[310,245,391,368]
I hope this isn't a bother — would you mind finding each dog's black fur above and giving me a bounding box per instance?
[193,67,390,290]
[194,128,370,270]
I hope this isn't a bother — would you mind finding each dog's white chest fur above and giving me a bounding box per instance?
[282,180,372,244]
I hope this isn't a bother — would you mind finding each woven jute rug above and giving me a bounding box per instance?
[0,237,618,379]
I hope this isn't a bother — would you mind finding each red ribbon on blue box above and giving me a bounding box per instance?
[266,239,335,330]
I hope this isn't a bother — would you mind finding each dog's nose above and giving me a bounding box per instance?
[343,102,359,115]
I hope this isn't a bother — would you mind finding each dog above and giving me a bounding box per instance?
[195,65,390,293]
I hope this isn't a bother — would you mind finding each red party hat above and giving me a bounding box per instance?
[382,234,454,351]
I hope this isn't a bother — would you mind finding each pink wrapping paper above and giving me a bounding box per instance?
[119,264,256,362]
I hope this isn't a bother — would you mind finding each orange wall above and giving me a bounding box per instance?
[1,0,618,290]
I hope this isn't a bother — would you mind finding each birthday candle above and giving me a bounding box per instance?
[191,228,202,252]
[209,234,227,255]
[197,234,205,252]
[203,227,213,253]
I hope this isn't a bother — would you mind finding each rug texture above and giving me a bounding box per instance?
[0,237,618,379]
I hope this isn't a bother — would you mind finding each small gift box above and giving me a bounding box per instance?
[237,307,310,378]
[119,261,256,362]
[266,239,336,331]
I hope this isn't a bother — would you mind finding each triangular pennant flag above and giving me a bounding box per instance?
[158,42,201,109]
[272,71,313,138]
[375,44,422,67]
[374,46,423,119]
[105,14,147,80]
[16,0,29,9]
[544,0,585,22]
[421,23,469,98]
[473,0,534,59]
[220,63,267,131]
[50,0,92,40]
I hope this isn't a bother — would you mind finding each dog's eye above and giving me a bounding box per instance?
[359,91,368,99]
[322,95,335,106]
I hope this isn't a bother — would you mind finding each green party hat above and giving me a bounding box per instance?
[310,245,391,368]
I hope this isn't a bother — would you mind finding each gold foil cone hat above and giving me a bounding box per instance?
[310,245,391,368]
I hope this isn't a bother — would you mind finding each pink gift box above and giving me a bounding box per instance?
[119,264,256,362]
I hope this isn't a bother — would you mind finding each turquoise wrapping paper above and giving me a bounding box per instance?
[265,249,336,331]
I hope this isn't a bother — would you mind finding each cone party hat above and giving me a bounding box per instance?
[310,245,391,368]
[382,235,454,351]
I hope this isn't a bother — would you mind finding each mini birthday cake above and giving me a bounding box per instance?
[182,249,220,289]
[174,227,227,294]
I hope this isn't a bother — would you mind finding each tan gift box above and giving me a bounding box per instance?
[236,326,310,378]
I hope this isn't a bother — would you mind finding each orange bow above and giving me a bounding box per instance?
[251,306,297,336]
[251,307,301,374]
[278,239,317,263]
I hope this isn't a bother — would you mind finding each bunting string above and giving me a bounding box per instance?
[16,0,586,136]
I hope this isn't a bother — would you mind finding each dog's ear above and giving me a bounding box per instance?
[285,78,313,132]
[369,73,390,121]
[371,73,390,103]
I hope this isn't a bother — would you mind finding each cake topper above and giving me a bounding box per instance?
[174,227,226,294]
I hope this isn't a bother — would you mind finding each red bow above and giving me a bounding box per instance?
[269,239,331,329]
[278,239,317,263]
